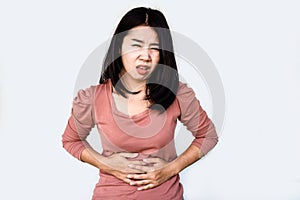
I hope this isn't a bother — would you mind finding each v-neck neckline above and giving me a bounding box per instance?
[107,80,150,119]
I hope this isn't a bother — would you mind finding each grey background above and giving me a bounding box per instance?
[1,0,299,199]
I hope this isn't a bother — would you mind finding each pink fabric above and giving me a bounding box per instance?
[62,80,218,199]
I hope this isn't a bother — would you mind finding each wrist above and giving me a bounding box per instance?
[166,160,180,177]
[97,155,111,172]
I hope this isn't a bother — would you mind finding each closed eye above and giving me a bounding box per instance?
[132,44,142,47]
[150,47,160,51]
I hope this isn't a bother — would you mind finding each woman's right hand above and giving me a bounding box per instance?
[101,152,147,184]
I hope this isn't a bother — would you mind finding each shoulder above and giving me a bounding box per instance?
[174,82,202,120]
[171,81,198,114]
[176,81,196,100]
[174,81,199,113]
[74,86,95,105]
[74,80,111,105]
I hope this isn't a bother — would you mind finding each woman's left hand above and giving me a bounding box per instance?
[127,157,177,191]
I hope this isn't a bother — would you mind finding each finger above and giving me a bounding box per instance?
[129,179,151,186]
[123,177,132,185]
[129,160,148,166]
[127,173,149,180]
[118,152,138,158]
[128,164,154,173]
[125,167,146,174]
[137,183,155,191]
[143,157,160,163]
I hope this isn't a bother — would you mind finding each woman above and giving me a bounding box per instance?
[62,7,218,200]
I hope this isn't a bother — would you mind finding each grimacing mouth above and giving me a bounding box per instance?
[136,64,151,70]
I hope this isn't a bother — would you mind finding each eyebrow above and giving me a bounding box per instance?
[131,38,159,46]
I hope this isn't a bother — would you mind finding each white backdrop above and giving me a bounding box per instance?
[1,0,299,199]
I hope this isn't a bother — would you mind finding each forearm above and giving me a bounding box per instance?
[169,144,203,175]
[80,147,110,172]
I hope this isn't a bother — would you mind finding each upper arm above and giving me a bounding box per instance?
[61,86,96,160]
[176,82,218,155]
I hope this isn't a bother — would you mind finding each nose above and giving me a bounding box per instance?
[139,48,151,62]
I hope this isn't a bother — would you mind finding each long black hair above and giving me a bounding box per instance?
[100,7,179,112]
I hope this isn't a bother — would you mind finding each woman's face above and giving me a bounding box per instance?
[121,25,160,82]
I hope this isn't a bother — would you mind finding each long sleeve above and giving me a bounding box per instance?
[62,86,96,160]
[176,83,218,155]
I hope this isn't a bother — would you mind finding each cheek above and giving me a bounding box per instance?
[149,50,160,61]
[121,54,129,62]
[152,53,160,64]
[122,53,137,70]
[122,49,139,61]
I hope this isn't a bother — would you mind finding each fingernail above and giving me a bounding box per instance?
[137,187,142,191]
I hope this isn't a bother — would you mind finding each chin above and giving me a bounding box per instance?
[133,76,149,82]
[131,72,152,81]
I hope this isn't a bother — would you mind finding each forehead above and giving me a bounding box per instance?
[125,26,159,42]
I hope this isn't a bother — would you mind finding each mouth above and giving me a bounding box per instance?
[136,65,151,70]
[136,65,151,75]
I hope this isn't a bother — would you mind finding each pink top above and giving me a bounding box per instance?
[62,79,218,200]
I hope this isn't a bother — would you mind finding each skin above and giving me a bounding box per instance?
[120,25,160,92]
[80,25,204,191]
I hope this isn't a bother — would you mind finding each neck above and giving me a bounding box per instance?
[120,72,146,93]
